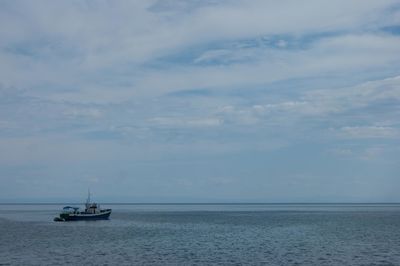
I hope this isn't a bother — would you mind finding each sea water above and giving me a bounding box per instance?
[1,204,400,265]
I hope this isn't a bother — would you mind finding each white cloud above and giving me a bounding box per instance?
[1,1,400,201]
[162,74,396,147]
[63,107,102,119]
[339,126,399,139]
[275,40,288,48]
[264,75,400,117]
[360,146,386,160]
[329,148,353,156]
[193,48,256,64]
[150,116,222,128]
[104,34,400,101]
[1,1,400,103]
[328,145,397,162]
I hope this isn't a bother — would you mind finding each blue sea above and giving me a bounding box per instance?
[1,204,400,265]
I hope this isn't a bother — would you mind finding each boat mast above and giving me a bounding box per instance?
[86,189,91,209]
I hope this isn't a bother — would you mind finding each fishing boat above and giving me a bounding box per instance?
[54,191,111,221]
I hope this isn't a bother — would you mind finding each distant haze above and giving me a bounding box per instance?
[0,0,399,202]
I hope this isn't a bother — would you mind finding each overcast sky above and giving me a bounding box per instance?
[0,0,399,202]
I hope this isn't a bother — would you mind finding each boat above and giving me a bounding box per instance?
[53,191,112,221]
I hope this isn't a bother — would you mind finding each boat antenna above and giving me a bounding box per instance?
[86,189,91,205]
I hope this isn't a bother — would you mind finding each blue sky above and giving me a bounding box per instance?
[0,0,399,202]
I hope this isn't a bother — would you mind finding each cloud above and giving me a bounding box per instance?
[209,75,400,131]
[1,1,400,201]
[1,1,400,102]
[329,148,353,156]
[193,49,256,64]
[150,116,222,128]
[275,40,288,48]
[360,147,386,160]
[338,126,399,139]
[63,107,102,119]
[328,144,399,162]
[107,34,400,101]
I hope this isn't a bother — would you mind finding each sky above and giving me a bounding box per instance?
[0,0,400,203]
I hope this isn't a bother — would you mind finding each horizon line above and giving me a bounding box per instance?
[1,202,400,205]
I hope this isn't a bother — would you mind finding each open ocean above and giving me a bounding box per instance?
[1,204,400,265]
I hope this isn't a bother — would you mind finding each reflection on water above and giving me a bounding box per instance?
[1,204,400,265]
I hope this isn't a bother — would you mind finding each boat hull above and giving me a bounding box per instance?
[59,209,112,221]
